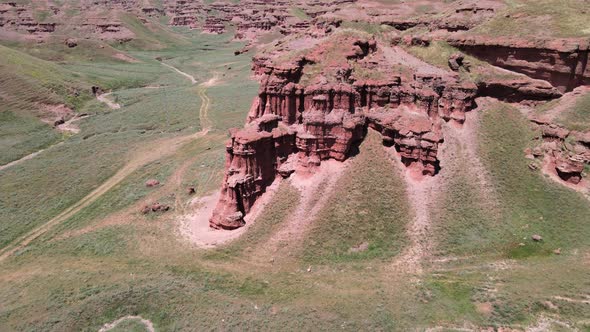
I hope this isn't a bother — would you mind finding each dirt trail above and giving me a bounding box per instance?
[98,315,155,332]
[1,114,90,172]
[161,62,197,84]
[56,114,89,134]
[0,142,64,172]
[525,316,576,332]
[96,92,121,110]
[553,295,590,305]
[53,155,202,242]
[0,74,217,263]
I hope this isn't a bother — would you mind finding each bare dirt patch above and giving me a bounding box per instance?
[56,114,89,134]
[98,315,155,332]
[96,92,121,110]
[180,159,348,255]
[178,179,282,248]
[525,315,577,332]
[39,103,74,125]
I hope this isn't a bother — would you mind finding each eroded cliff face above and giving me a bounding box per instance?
[210,33,478,229]
[448,36,590,93]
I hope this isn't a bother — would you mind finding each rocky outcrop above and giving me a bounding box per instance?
[0,0,358,42]
[210,115,296,229]
[529,117,589,185]
[375,0,502,32]
[141,7,164,17]
[448,36,590,92]
[170,15,198,28]
[210,34,477,229]
[555,154,585,184]
[476,76,562,102]
[203,17,226,34]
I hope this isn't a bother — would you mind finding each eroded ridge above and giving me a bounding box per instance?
[449,36,590,93]
[210,32,478,229]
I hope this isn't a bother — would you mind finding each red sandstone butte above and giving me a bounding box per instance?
[209,33,478,229]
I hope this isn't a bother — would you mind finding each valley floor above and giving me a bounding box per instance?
[1,31,590,331]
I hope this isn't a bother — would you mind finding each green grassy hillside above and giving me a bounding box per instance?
[472,0,590,38]
[0,45,89,164]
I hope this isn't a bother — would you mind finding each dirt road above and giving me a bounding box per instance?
[0,69,215,263]
[161,62,197,84]
[0,142,64,173]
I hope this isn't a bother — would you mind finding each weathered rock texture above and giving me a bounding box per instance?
[529,116,590,185]
[448,36,590,93]
[210,33,478,229]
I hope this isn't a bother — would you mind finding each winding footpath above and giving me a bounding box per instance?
[0,142,64,173]
[0,92,120,173]
[0,64,214,263]
[161,62,197,84]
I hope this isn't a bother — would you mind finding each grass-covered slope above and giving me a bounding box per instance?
[556,92,590,131]
[0,44,90,111]
[302,130,411,263]
[423,104,590,328]
[434,103,590,258]
[0,31,255,250]
[473,0,590,38]
[0,45,91,164]
[480,104,590,258]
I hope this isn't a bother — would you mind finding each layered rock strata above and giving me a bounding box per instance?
[210,34,477,229]
[448,36,590,92]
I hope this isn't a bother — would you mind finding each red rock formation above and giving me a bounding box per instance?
[142,7,164,17]
[528,116,589,185]
[210,115,296,229]
[210,34,477,229]
[448,36,590,92]
[476,76,562,102]
[203,17,226,34]
[374,0,502,32]
[555,154,584,184]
